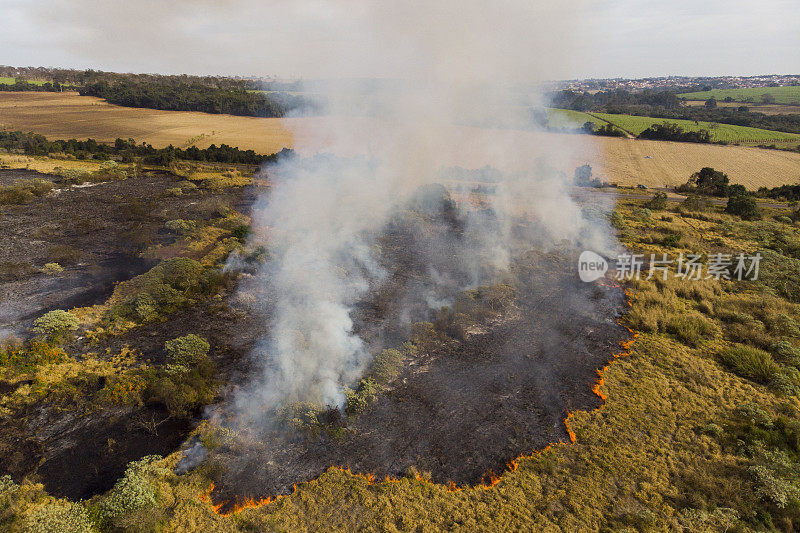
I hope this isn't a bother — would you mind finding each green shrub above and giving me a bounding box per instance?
[31,310,79,343]
[98,456,162,522]
[770,341,800,366]
[370,349,404,386]
[277,401,324,431]
[733,402,773,428]
[644,191,668,210]
[756,250,800,303]
[21,500,95,533]
[679,196,713,213]
[345,377,379,416]
[107,257,204,322]
[769,368,800,396]
[719,345,780,383]
[41,263,63,275]
[157,257,203,291]
[164,219,196,234]
[725,195,762,220]
[610,210,626,229]
[164,334,210,368]
[0,178,53,205]
[231,222,250,242]
[165,187,183,197]
[765,313,800,338]
[661,233,681,247]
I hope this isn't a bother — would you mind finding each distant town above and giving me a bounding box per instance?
[561,74,800,93]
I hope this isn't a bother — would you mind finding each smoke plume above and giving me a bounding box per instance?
[229,1,614,430]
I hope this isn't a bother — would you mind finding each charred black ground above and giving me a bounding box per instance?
[0,169,261,499]
[207,189,630,506]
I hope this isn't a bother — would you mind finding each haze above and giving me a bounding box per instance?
[2,0,800,80]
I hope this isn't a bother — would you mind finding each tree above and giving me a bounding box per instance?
[705,97,718,109]
[761,93,776,105]
[725,194,761,220]
[574,164,592,184]
[678,167,730,197]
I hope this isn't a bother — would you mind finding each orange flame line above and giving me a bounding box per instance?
[199,283,637,515]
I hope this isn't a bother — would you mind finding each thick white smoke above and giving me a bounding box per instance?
[231,1,613,426]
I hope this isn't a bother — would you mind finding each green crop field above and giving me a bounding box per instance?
[678,85,800,105]
[545,108,604,129]
[0,77,49,86]
[591,112,800,146]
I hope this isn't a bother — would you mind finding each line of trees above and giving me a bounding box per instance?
[0,67,312,118]
[78,80,305,118]
[0,131,291,165]
[638,123,712,143]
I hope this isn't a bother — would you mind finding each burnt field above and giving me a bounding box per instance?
[205,188,630,508]
[0,167,262,500]
[0,166,628,509]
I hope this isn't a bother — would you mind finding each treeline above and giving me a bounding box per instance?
[0,131,291,165]
[0,80,68,92]
[79,79,306,117]
[638,122,711,143]
[0,66,311,117]
[550,88,800,135]
[551,89,683,111]
[755,183,800,202]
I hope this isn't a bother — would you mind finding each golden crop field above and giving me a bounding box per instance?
[1,91,799,189]
[0,91,296,154]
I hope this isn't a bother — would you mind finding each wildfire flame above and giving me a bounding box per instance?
[199,278,637,516]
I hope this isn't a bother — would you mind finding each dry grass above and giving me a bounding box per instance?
[1,92,800,189]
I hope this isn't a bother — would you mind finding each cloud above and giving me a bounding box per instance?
[3,0,797,78]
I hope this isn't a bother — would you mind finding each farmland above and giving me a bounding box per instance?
[591,112,800,147]
[679,85,800,105]
[0,77,47,86]
[1,91,800,189]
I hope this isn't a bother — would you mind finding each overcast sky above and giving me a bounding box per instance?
[2,0,799,80]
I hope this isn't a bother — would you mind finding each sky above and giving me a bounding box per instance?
[1,0,799,81]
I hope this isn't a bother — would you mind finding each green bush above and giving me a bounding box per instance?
[770,341,800,366]
[733,402,773,428]
[98,456,162,522]
[0,178,53,205]
[31,310,79,343]
[769,368,800,396]
[345,377,379,416]
[679,196,713,213]
[41,263,63,275]
[661,233,681,247]
[370,349,404,386]
[108,257,204,322]
[725,195,762,220]
[164,219,196,234]
[644,191,668,210]
[719,345,780,383]
[164,334,210,368]
[21,500,95,533]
